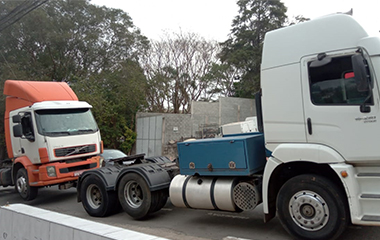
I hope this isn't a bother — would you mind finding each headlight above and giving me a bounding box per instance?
[46,166,57,177]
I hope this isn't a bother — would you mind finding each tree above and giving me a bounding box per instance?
[219,0,287,98]
[71,61,146,154]
[202,63,240,97]
[0,0,148,155]
[140,31,223,113]
[287,14,310,26]
[0,0,148,82]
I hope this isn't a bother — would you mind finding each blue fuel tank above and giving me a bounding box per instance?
[177,133,266,176]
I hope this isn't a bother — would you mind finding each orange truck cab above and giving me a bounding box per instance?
[0,80,102,200]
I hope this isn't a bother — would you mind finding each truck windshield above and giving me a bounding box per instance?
[35,108,98,136]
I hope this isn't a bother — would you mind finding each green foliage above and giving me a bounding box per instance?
[0,0,148,82]
[0,0,148,155]
[220,0,287,98]
[119,126,137,155]
[71,59,147,153]
[287,15,310,26]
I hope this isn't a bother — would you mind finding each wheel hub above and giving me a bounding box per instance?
[86,184,102,209]
[124,181,143,208]
[289,190,329,231]
[16,176,27,194]
[301,204,315,218]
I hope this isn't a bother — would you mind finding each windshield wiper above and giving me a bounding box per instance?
[77,129,96,133]
[47,131,71,135]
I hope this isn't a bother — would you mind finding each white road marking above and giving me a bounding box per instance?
[223,236,252,240]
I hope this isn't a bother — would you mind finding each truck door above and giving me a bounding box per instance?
[18,112,40,163]
[301,50,380,162]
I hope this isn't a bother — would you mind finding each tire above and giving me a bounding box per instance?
[15,168,38,201]
[276,174,348,240]
[155,189,169,212]
[80,175,119,217]
[149,190,168,213]
[118,173,152,219]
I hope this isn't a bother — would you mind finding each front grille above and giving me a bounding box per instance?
[54,144,96,157]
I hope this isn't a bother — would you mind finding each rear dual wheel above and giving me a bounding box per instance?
[81,175,120,217]
[150,189,168,213]
[118,173,167,219]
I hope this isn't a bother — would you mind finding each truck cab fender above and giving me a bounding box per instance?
[12,156,36,184]
[13,156,33,167]
[262,143,346,216]
[77,163,172,202]
[77,165,121,202]
[78,167,117,189]
[270,143,346,164]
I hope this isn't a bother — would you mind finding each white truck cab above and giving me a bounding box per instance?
[260,14,380,239]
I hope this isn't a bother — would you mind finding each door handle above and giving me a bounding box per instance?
[307,118,312,135]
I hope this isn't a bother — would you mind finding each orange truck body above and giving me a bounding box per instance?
[1,80,102,195]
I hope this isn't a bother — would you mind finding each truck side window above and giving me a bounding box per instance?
[308,55,372,105]
[21,113,35,141]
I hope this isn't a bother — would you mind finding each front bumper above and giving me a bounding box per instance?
[29,156,100,187]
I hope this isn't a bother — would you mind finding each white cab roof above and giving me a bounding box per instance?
[31,101,92,110]
[261,14,368,70]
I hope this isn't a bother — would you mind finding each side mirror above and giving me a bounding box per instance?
[352,54,370,92]
[352,53,373,113]
[12,115,21,123]
[13,124,23,138]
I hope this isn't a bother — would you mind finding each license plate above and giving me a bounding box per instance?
[74,170,85,177]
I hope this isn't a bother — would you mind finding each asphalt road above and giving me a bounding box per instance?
[1,186,380,240]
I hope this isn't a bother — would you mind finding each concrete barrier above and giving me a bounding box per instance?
[0,204,168,240]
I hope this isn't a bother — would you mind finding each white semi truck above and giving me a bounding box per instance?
[78,14,380,240]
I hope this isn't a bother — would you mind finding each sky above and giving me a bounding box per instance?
[90,0,380,42]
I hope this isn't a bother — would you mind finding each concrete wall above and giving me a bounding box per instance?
[191,101,219,124]
[136,114,163,157]
[191,101,220,139]
[0,204,167,240]
[136,112,192,159]
[219,97,256,125]
[135,97,255,159]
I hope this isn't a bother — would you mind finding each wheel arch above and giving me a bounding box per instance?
[115,163,171,193]
[12,162,24,183]
[271,143,346,164]
[12,156,33,184]
[264,160,349,223]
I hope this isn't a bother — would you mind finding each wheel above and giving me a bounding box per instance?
[154,190,168,212]
[149,189,168,213]
[80,175,119,217]
[118,173,152,219]
[276,174,348,240]
[15,168,38,201]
